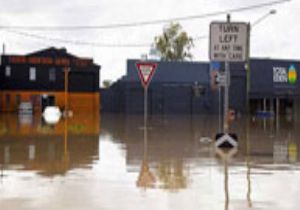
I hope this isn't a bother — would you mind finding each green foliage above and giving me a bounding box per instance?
[154,23,194,61]
[102,80,112,88]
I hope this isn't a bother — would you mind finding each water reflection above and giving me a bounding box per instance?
[215,148,238,210]
[136,125,156,189]
[103,115,203,191]
[1,113,300,210]
[101,114,300,207]
[102,114,300,173]
[0,113,100,177]
[246,116,299,165]
[215,147,254,210]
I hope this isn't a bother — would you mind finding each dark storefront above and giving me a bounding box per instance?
[0,47,100,114]
[102,59,246,115]
[249,59,300,117]
[102,58,300,117]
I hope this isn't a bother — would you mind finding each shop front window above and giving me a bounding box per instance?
[49,68,56,82]
[29,67,36,81]
[5,66,11,77]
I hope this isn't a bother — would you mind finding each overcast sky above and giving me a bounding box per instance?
[0,0,298,85]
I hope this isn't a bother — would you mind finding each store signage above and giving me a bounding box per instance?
[7,56,92,67]
[216,72,228,87]
[288,65,297,85]
[273,67,288,82]
[209,22,248,62]
[273,65,297,85]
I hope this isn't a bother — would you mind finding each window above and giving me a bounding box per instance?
[5,66,11,77]
[29,67,36,81]
[49,68,56,82]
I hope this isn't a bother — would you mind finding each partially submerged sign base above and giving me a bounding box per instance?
[215,133,238,148]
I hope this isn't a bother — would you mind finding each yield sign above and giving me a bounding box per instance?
[136,62,157,88]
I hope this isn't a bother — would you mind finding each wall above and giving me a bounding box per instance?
[0,91,100,114]
[250,59,300,98]
[0,64,99,92]
[0,48,101,113]
[102,60,247,115]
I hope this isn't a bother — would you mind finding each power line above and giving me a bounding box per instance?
[1,0,288,48]
[3,29,208,48]
[193,35,208,41]
[0,0,290,31]
[4,29,151,48]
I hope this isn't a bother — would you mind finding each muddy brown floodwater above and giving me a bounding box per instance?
[0,113,300,210]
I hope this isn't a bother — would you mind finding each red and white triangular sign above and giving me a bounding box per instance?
[136,62,158,88]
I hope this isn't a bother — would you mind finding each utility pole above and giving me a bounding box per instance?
[246,10,276,114]
[64,67,69,114]
[223,14,231,133]
[246,22,251,114]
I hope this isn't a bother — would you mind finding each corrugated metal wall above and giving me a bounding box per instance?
[101,59,298,115]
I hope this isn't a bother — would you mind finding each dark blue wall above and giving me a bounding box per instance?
[250,59,300,98]
[101,58,300,115]
[124,60,218,114]
[125,60,210,84]
[102,59,247,115]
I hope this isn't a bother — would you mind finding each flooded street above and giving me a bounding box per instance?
[1,113,300,210]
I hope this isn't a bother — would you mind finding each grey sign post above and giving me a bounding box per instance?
[136,62,157,129]
[210,15,248,134]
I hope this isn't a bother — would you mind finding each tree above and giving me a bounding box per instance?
[154,23,193,61]
[102,80,112,88]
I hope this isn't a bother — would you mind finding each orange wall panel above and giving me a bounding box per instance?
[0,91,100,114]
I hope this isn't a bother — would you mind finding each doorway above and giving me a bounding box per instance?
[41,95,55,111]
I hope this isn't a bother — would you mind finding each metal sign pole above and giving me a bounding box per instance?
[219,86,222,133]
[144,86,148,129]
[224,62,230,133]
[136,62,157,129]
[223,14,231,134]
[143,113,148,161]
[210,14,245,148]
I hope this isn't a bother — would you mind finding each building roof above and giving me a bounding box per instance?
[1,47,101,69]
[27,47,79,59]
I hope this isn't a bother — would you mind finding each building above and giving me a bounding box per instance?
[0,47,100,114]
[102,58,300,118]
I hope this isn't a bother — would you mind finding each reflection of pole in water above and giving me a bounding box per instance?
[1,146,10,183]
[144,122,147,161]
[136,116,156,189]
[246,116,252,208]
[216,148,237,210]
[0,163,3,183]
[224,157,229,210]
[246,160,252,208]
[63,117,70,167]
